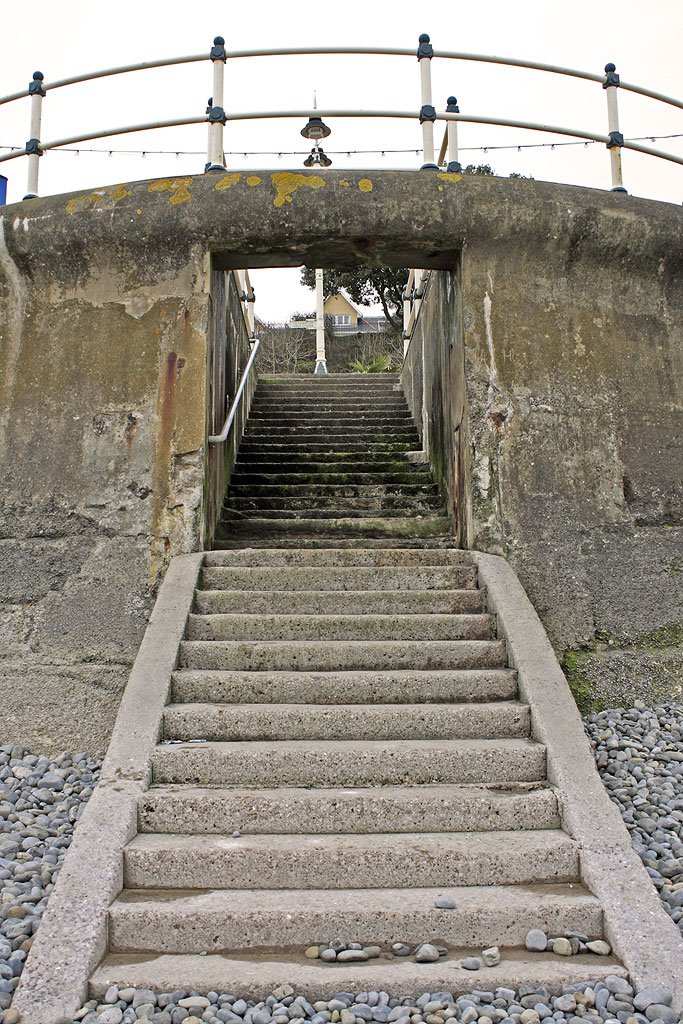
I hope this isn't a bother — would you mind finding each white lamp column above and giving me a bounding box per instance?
[314,268,327,374]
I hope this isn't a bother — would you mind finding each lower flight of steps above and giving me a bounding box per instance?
[214,374,452,547]
[90,547,625,998]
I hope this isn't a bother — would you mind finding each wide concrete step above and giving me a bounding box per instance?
[234,454,425,468]
[124,830,578,890]
[222,506,445,521]
[162,701,530,742]
[170,668,518,705]
[216,517,454,539]
[224,495,444,513]
[232,466,428,481]
[152,737,545,787]
[200,564,476,590]
[179,639,506,672]
[105,883,601,956]
[194,588,485,615]
[237,441,417,453]
[245,423,419,435]
[228,481,439,494]
[204,548,468,566]
[247,413,415,425]
[214,534,456,550]
[91,951,625,1002]
[186,612,494,642]
[138,783,559,834]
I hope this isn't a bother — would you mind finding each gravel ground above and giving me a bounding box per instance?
[1,704,681,1022]
[583,703,683,936]
[65,980,681,1024]
[0,744,100,1014]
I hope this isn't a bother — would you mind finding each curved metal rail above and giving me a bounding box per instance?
[209,337,260,445]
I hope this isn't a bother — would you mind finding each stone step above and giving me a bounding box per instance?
[237,441,417,454]
[200,564,477,590]
[186,612,494,642]
[235,452,426,466]
[222,507,446,521]
[213,534,457,549]
[232,466,428,480]
[152,737,545,787]
[91,951,625,1002]
[228,481,440,494]
[104,884,599,956]
[124,830,578,890]
[215,517,453,540]
[194,588,484,615]
[138,783,558,835]
[244,426,419,438]
[179,639,505,672]
[249,402,410,414]
[170,668,518,705]
[203,548,469,567]
[162,701,530,742]
[248,411,414,423]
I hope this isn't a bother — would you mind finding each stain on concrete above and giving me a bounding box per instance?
[271,172,325,208]
[214,172,242,192]
[148,178,193,205]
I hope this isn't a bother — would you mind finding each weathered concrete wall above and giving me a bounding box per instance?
[0,191,210,754]
[0,169,680,747]
[402,181,682,707]
[402,267,466,544]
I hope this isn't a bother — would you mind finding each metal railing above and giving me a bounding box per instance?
[208,335,260,445]
[0,35,681,200]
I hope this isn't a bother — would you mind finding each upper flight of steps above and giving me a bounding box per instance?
[90,546,626,999]
[215,374,452,547]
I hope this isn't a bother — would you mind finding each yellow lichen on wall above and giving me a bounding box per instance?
[111,184,133,203]
[65,191,106,216]
[148,178,193,205]
[246,176,262,187]
[271,172,325,208]
[214,173,242,192]
[358,179,373,193]
[436,172,463,185]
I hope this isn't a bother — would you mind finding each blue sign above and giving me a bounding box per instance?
[0,176,7,206]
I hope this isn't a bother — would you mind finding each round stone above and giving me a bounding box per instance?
[525,930,547,952]
[321,949,337,962]
[462,957,482,971]
[586,940,611,956]
[415,944,440,963]
[434,897,456,910]
[304,945,320,959]
[552,937,573,956]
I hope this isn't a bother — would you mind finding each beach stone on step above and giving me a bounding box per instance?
[338,949,370,962]
[415,944,440,963]
[553,937,572,956]
[525,930,547,952]
[586,940,611,956]
[304,945,320,959]
[481,946,501,967]
[321,949,337,962]
[434,897,456,910]
[462,957,482,971]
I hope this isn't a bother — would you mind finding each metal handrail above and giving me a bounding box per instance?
[208,337,260,445]
[1,47,680,110]
[1,109,680,168]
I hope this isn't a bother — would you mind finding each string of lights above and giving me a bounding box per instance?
[0,133,681,159]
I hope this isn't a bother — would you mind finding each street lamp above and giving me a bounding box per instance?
[301,110,332,169]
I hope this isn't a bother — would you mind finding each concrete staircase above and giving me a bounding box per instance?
[89,374,627,998]
[215,374,452,546]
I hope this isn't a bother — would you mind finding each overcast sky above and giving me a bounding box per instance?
[1,0,681,321]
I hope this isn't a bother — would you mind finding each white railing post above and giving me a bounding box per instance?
[403,269,414,354]
[446,96,462,172]
[314,268,327,374]
[206,36,227,172]
[603,62,626,193]
[25,72,45,199]
[417,34,438,169]
[246,276,256,337]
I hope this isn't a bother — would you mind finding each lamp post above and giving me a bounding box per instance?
[314,268,327,375]
[300,106,331,374]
